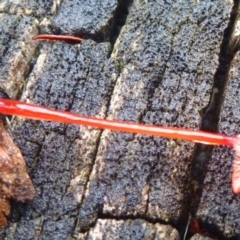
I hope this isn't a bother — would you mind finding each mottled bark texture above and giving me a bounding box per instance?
[0,0,240,239]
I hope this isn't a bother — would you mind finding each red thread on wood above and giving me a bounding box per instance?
[0,98,239,193]
[0,99,235,146]
[32,35,84,44]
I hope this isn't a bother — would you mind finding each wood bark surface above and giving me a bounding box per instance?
[0,0,240,239]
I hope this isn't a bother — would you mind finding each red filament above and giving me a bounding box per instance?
[32,35,84,44]
[0,99,235,147]
[1,98,239,193]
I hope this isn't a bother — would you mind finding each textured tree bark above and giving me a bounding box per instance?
[0,0,239,239]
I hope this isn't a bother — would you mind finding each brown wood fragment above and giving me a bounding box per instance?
[0,122,35,228]
[0,198,10,227]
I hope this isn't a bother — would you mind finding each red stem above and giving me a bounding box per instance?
[32,35,84,44]
[2,98,240,193]
[0,99,235,147]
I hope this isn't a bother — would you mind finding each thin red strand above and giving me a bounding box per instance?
[1,99,240,193]
[0,99,235,147]
[32,35,84,44]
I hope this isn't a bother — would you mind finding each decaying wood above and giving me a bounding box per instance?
[1,0,240,239]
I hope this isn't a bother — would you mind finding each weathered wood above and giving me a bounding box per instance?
[197,51,240,238]
[0,0,238,239]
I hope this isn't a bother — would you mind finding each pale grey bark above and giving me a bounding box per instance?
[0,0,239,239]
